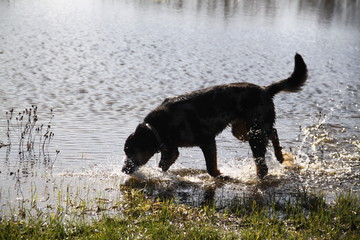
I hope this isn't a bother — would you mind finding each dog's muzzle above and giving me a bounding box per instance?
[121,157,139,174]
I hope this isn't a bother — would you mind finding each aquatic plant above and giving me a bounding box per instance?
[1,106,59,166]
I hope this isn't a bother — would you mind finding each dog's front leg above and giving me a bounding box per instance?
[200,139,221,177]
[159,146,179,172]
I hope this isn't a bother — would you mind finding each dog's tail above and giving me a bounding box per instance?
[265,53,308,97]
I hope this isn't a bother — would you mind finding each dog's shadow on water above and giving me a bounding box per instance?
[123,167,298,209]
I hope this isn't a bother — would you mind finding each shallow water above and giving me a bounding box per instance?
[0,0,359,216]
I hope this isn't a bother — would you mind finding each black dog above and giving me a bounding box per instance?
[122,53,307,179]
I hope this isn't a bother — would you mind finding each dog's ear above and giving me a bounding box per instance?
[133,123,156,144]
[135,123,149,134]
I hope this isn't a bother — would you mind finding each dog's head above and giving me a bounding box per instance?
[122,123,159,174]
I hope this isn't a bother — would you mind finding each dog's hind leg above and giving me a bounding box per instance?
[248,127,269,179]
[200,139,221,177]
[159,147,179,172]
[270,128,284,163]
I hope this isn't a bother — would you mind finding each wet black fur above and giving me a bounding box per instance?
[123,53,308,179]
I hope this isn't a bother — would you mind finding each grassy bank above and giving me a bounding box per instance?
[0,190,359,240]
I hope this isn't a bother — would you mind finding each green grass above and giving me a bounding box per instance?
[0,190,359,240]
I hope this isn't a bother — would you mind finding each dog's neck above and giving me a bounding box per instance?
[145,123,165,152]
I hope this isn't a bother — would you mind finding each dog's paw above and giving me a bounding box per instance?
[256,164,269,179]
[215,175,232,181]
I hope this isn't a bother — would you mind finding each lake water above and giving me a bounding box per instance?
[0,0,359,215]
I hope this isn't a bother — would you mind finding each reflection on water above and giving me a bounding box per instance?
[0,0,359,216]
[133,0,360,27]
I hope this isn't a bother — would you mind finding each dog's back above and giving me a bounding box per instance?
[145,82,273,143]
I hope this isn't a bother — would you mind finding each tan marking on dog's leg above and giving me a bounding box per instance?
[231,119,249,141]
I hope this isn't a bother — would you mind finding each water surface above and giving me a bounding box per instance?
[0,0,359,215]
